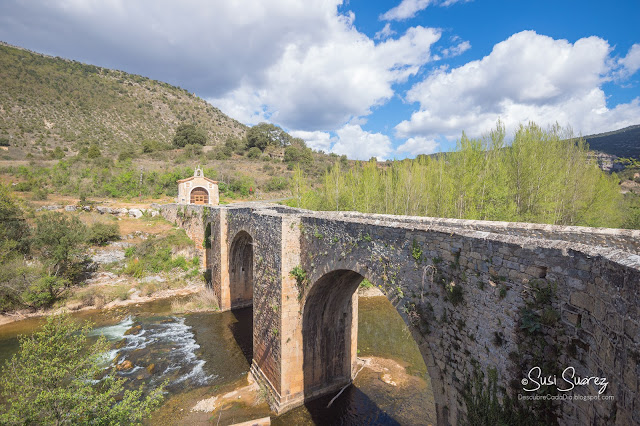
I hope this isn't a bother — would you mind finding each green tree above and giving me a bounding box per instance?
[290,165,308,207]
[32,212,88,283]
[0,184,30,254]
[172,123,207,147]
[0,314,164,425]
[246,122,291,151]
[284,144,312,165]
[296,121,627,228]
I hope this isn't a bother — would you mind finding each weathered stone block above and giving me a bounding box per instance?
[571,292,594,312]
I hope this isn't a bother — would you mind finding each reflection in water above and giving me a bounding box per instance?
[274,386,402,426]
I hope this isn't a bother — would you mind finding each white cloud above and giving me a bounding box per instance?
[396,30,640,140]
[441,40,471,58]
[333,125,393,160]
[618,43,640,78]
[289,130,334,152]
[212,24,441,130]
[440,0,472,6]
[396,137,439,156]
[380,0,470,21]
[381,0,432,21]
[375,23,396,40]
[292,125,393,160]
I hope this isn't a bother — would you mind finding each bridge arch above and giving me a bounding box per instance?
[229,230,254,309]
[301,267,443,421]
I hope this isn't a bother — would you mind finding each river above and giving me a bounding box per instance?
[0,296,436,425]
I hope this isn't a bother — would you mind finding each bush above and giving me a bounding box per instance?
[31,187,48,200]
[12,181,32,192]
[264,176,288,192]
[0,314,164,424]
[86,222,120,245]
[247,147,262,159]
[87,144,101,158]
[182,143,203,158]
[141,139,169,153]
[228,175,256,197]
[51,146,65,159]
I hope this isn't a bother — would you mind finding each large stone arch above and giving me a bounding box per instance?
[301,264,446,423]
[229,230,254,309]
[302,269,361,397]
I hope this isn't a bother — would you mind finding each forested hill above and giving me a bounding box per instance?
[583,124,640,159]
[0,42,246,158]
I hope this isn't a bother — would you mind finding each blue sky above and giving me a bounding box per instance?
[0,0,639,159]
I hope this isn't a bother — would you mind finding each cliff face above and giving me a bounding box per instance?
[590,152,625,172]
[0,42,246,157]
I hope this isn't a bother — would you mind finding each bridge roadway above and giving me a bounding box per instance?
[158,202,640,425]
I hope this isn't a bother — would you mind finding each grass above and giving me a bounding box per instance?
[171,287,219,313]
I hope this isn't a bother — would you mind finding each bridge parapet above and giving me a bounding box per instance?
[159,203,640,425]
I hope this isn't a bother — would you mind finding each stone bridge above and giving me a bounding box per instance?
[159,203,640,425]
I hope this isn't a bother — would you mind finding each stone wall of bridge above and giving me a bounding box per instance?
[158,203,640,425]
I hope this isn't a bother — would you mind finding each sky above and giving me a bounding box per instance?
[1,0,639,160]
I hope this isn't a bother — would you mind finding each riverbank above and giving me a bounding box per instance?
[1,280,384,327]
[0,283,202,327]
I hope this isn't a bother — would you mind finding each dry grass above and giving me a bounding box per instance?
[117,216,173,236]
[171,287,219,313]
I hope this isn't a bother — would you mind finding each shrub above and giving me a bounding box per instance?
[247,147,262,159]
[31,187,48,200]
[87,144,101,158]
[264,176,288,192]
[86,222,120,245]
[12,181,32,192]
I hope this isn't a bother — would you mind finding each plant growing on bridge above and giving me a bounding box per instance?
[289,265,308,300]
[411,239,423,264]
[445,282,464,306]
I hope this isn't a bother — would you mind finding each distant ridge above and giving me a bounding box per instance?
[582,124,640,159]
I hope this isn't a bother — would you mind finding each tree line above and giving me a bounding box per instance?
[290,122,635,229]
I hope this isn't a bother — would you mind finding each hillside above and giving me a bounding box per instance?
[583,124,640,159]
[0,42,246,159]
[0,43,344,203]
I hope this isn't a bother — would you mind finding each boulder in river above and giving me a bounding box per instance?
[124,324,142,335]
[116,360,134,371]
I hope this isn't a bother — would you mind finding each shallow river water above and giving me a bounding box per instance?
[0,296,435,425]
